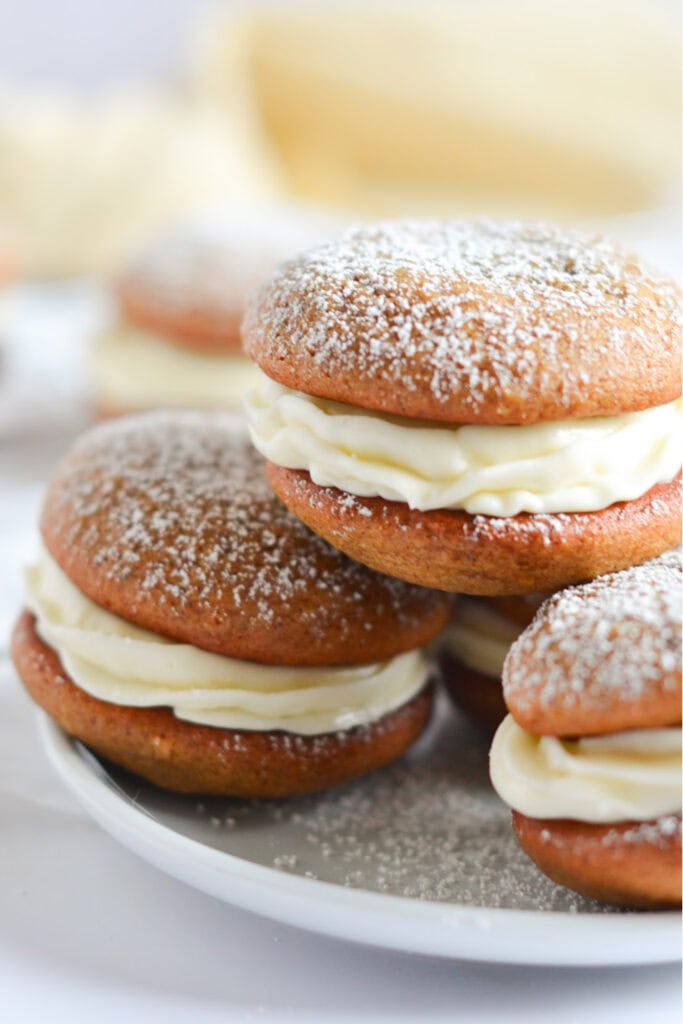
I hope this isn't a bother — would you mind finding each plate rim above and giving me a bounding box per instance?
[38,713,682,967]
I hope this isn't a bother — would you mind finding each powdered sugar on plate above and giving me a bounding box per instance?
[99,695,616,912]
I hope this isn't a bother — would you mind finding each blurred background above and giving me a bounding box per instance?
[0,0,680,278]
[0,0,680,452]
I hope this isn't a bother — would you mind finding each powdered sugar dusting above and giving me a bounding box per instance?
[464,511,573,545]
[41,412,440,648]
[536,814,682,853]
[120,207,333,320]
[244,220,680,421]
[604,815,682,850]
[503,553,682,713]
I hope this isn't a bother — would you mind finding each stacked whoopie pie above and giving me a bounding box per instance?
[241,219,682,906]
[13,218,682,909]
[92,212,326,417]
[13,415,450,796]
[243,221,680,595]
[491,554,682,908]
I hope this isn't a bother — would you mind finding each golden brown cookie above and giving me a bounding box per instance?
[512,811,682,910]
[491,553,682,909]
[267,465,681,595]
[503,554,682,736]
[438,656,507,734]
[486,594,548,628]
[13,612,434,797]
[118,211,328,355]
[41,415,451,665]
[243,221,681,424]
[15,413,449,796]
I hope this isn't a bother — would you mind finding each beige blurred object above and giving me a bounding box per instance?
[0,87,285,277]
[193,0,681,220]
[91,203,336,415]
[0,227,16,367]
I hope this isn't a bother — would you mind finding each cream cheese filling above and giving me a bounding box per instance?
[92,324,260,410]
[26,548,429,735]
[443,599,523,678]
[244,373,682,516]
[489,714,682,823]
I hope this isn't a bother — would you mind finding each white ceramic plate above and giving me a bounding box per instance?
[39,710,681,967]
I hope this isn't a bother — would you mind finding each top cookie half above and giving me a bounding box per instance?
[242,220,681,424]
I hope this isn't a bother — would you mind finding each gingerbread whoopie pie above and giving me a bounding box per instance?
[438,595,545,732]
[490,553,682,908]
[12,413,451,796]
[243,220,682,595]
[93,209,328,416]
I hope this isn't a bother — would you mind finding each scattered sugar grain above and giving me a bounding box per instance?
[183,702,617,913]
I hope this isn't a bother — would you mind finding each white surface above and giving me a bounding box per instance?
[0,0,215,90]
[38,714,681,968]
[0,0,678,94]
[1,269,681,1020]
[0,667,680,1024]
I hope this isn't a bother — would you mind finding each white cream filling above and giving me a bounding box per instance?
[489,714,682,823]
[444,599,523,678]
[92,324,260,410]
[26,548,429,735]
[244,374,682,515]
